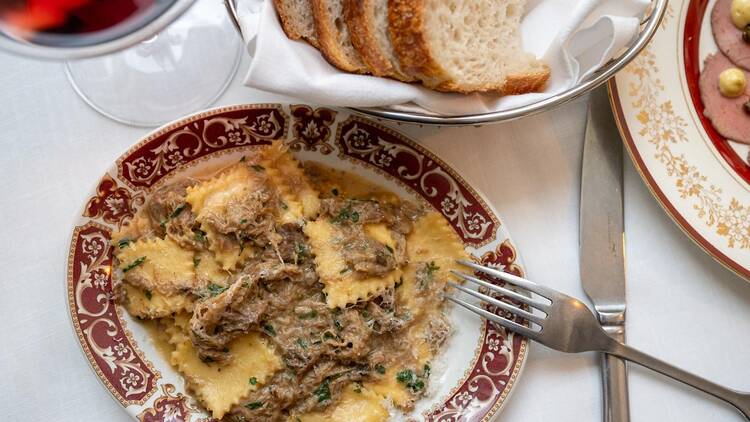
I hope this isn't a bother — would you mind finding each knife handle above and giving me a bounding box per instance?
[602,325,630,422]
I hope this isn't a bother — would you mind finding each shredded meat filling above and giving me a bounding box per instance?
[320,198,420,277]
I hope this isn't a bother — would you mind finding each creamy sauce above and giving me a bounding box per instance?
[303,162,402,204]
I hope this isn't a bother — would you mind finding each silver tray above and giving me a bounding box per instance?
[226,0,668,126]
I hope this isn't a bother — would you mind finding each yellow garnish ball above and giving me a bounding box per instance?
[732,0,750,29]
[719,68,747,98]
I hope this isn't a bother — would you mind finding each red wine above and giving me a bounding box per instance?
[0,0,177,47]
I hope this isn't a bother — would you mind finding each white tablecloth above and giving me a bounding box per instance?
[1,51,749,422]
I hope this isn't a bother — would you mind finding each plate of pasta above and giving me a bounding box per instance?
[66,104,528,421]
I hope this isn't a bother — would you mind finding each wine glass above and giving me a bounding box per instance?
[0,0,243,127]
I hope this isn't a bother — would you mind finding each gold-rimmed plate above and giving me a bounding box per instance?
[611,0,750,280]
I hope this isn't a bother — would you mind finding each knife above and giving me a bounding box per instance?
[580,85,629,422]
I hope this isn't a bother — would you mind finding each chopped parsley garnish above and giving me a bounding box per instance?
[240,219,248,225]
[331,188,339,196]
[360,310,371,319]
[249,377,257,385]
[296,338,308,350]
[339,268,350,274]
[353,382,363,393]
[417,261,441,290]
[263,324,276,336]
[331,203,359,224]
[313,379,331,403]
[117,238,132,249]
[323,332,335,340]
[295,243,307,262]
[396,369,414,383]
[396,368,426,392]
[240,156,246,162]
[144,290,152,300]
[395,277,404,289]
[385,244,394,254]
[122,256,146,273]
[374,364,386,374]
[426,261,440,277]
[251,164,265,172]
[169,203,187,219]
[280,202,288,210]
[193,257,201,267]
[298,310,318,320]
[245,401,263,410]
[207,283,228,296]
[423,363,431,378]
[194,229,207,243]
[333,318,343,330]
[409,379,425,392]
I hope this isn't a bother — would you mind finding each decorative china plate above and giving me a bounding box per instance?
[66,104,528,421]
[611,0,750,280]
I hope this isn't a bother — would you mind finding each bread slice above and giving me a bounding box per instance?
[388,0,550,94]
[273,0,319,48]
[310,0,369,73]
[343,0,414,81]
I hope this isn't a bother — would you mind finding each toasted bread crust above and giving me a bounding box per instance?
[389,0,549,94]
[273,0,320,48]
[311,0,368,73]
[500,68,551,95]
[436,67,551,94]
[344,0,390,75]
[388,0,447,86]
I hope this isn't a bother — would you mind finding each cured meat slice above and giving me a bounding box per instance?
[712,0,750,70]
[700,53,750,144]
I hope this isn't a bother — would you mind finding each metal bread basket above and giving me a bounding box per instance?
[226,0,668,126]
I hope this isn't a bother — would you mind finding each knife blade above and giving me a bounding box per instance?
[580,85,629,422]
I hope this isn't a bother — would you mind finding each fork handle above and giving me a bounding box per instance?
[603,336,750,420]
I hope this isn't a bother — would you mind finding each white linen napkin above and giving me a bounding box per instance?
[238,0,649,115]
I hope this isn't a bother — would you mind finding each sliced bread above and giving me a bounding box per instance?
[310,0,369,73]
[388,0,550,94]
[343,0,414,81]
[273,0,319,48]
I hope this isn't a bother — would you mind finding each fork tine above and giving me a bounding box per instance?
[446,296,539,339]
[458,260,552,300]
[447,281,545,324]
[451,270,550,311]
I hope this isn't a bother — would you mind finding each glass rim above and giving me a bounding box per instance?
[0,0,196,60]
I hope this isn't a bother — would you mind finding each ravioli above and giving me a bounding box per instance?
[185,163,263,221]
[296,383,389,422]
[193,250,231,286]
[261,142,321,223]
[304,220,401,308]
[397,212,468,318]
[122,283,194,319]
[166,315,282,419]
[115,237,197,295]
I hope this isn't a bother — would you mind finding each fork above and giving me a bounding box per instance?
[447,260,750,420]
